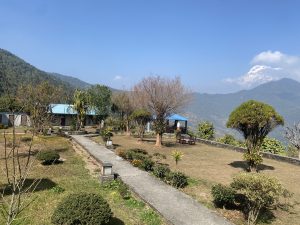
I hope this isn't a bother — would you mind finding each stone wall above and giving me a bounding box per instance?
[196,138,300,166]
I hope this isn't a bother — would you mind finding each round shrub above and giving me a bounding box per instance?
[139,158,155,171]
[153,164,170,179]
[166,171,188,188]
[211,184,236,208]
[231,172,290,225]
[36,151,60,165]
[51,193,112,225]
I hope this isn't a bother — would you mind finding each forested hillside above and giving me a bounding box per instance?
[0,49,76,95]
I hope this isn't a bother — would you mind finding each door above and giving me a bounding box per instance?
[8,115,14,126]
[60,117,66,126]
[21,115,27,126]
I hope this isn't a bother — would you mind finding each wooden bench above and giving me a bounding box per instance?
[177,134,196,145]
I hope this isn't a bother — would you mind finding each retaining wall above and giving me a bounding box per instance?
[196,138,300,166]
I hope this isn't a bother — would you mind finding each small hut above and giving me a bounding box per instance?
[166,114,188,134]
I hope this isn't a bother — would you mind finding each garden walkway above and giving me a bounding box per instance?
[71,135,232,225]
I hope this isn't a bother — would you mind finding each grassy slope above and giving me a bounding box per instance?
[0,134,165,225]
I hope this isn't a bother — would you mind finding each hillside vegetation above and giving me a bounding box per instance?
[0,49,75,95]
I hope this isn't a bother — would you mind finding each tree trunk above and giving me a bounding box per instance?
[126,120,130,136]
[155,133,162,147]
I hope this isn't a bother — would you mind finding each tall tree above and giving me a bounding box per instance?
[111,92,134,135]
[133,76,190,147]
[227,100,284,171]
[87,85,112,128]
[73,89,89,130]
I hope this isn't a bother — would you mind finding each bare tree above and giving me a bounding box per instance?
[285,122,300,158]
[17,82,64,134]
[132,76,190,147]
[0,93,40,224]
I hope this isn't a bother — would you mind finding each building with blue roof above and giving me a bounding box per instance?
[50,104,96,127]
[166,114,188,134]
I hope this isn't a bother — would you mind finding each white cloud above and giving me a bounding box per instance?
[225,51,300,88]
[113,75,123,81]
[252,50,299,65]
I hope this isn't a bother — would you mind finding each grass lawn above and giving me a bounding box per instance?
[92,134,300,225]
[0,133,166,225]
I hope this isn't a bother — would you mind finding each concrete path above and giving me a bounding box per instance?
[71,135,232,225]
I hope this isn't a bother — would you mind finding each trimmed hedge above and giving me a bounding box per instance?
[51,193,112,225]
[36,151,60,165]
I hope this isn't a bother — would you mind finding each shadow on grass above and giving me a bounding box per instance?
[52,147,69,153]
[256,208,276,224]
[0,178,57,196]
[108,217,125,225]
[229,161,275,171]
[141,138,156,143]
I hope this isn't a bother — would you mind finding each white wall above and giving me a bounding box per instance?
[0,113,31,127]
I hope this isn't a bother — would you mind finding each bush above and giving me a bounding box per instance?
[152,152,166,162]
[125,148,148,161]
[197,121,215,140]
[166,171,188,188]
[211,184,236,208]
[36,151,60,165]
[132,159,142,167]
[231,172,290,225]
[51,193,112,225]
[153,164,170,179]
[20,136,32,142]
[261,137,285,154]
[101,129,113,142]
[217,134,239,146]
[129,148,148,155]
[139,158,155,171]
[116,148,126,158]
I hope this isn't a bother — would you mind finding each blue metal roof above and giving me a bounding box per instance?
[50,104,96,115]
[167,114,188,121]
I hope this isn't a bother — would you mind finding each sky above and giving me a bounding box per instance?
[1,0,300,93]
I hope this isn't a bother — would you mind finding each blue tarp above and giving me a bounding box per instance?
[167,114,188,121]
[50,104,96,115]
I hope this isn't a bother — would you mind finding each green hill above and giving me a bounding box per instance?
[50,72,92,89]
[0,48,76,95]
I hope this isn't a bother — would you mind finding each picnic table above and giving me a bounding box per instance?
[177,134,196,145]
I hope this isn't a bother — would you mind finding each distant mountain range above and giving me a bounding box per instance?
[186,78,300,140]
[1,48,300,141]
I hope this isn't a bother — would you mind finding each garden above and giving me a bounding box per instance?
[92,133,300,225]
[0,132,166,225]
